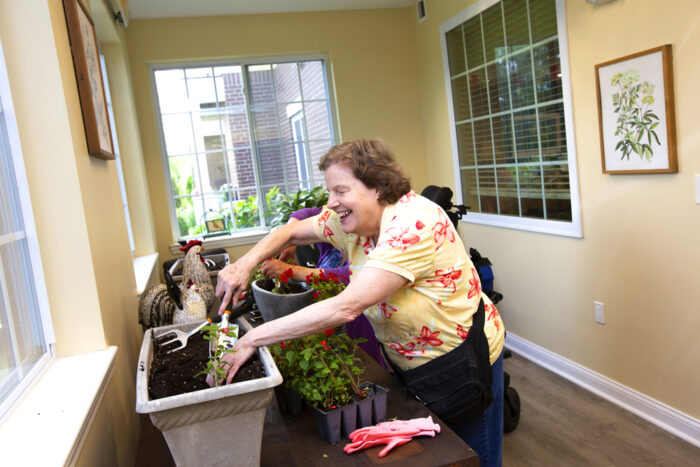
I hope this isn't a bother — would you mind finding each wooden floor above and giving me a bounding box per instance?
[135,351,700,466]
[502,352,699,466]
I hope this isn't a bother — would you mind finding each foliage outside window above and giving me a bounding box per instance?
[152,58,337,240]
[442,0,581,237]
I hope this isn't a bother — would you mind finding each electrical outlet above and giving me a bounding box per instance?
[594,301,605,324]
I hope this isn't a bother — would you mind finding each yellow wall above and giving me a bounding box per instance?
[0,0,142,464]
[124,9,428,263]
[414,0,700,418]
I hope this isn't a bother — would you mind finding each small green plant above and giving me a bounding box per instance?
[266,185,329,227]
[271,330,367,411]
[196,322,237,387]
[611,69,660,162]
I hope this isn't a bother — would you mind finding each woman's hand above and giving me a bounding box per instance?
[261,258,294,279]
[206,337,256,386]
[277,245,297,262]
[216,260,254,314]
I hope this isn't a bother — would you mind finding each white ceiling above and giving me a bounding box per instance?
[128,0,418,20]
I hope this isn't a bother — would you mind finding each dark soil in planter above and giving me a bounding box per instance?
[256,278,308,294]
[148,329,266,400]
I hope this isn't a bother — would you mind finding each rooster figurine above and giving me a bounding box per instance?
[173,281,207,324]
[178,240,216,311]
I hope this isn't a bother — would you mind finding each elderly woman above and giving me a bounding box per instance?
[214,139,505,466]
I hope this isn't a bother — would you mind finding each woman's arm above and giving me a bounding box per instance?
[211,266,408,385]
[215,216,320,314]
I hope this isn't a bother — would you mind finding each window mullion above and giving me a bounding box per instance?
[296,63,313,188]
[183,73,207,234]
[0,255,23,381]
[269,66,291,200]
[212,70,235,230]
[480,12,501,215]
[241,66,266,229]
[461,24,482,213]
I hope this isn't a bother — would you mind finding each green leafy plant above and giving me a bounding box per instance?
[266,185,329,227]
[271,330,367,411]
[611,69,660,162]
[196,322,237,387]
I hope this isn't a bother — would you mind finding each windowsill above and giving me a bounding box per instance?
[133,252,159,296]
[0,346,117,466]
[169,229,268,255]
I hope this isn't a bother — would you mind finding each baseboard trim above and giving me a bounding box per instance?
[505,333,700,448]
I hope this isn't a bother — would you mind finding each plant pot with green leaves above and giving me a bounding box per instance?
[271,329,387,444]
[135,314,282,466]
[251,267,315,323]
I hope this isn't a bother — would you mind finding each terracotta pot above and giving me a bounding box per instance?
[251,279,314,323]
[135,316,282,467]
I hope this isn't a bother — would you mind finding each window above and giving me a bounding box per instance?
[152,57,337,240]
[441,0,581,237]
[0,42,54,417]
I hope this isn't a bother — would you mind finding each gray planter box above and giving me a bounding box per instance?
[251,279,314,323]
[135,316,282,467]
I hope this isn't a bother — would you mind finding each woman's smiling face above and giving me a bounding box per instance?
[324,163,384,241]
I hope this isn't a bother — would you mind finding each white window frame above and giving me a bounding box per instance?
[440,0,582,238]
[0,39,55,419]
[150,54,339,247]
[290,110,310,189]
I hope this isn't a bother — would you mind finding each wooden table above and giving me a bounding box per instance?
[260,349,479,466]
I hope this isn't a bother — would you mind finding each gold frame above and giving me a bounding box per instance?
[62,0,115,159]
[595,45,677,174]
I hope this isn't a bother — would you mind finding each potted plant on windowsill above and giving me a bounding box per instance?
[135,314,282,466]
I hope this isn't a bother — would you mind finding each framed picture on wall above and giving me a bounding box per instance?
[62,0,115,160]
[595,45,677,174]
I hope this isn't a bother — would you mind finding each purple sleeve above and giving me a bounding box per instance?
[323,266,351,285]
[289,207,323,221]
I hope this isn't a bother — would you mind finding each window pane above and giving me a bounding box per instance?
[456,122,475,166]
[161,113,195,155]
[175,195,202,237]
[154,69,189,114]
[534,40,562,102]
[518,165,544,218]
[1,240,44,368]
[487,61,510,113]
[187,74,217,111]
[464,16,484,69]
[201,147,227,193]
[513,109,539,163]
[445,26,466,76]
[460,168,480,213]
[539,103,567,162]
[482,4,505,62]
[478,167,498,213]
[251,104,280,146]
[0,109,23,237]
[492,115,514,164]
[474,119,493,166]
[273,62,301,103]
[451,76,470,122]
[469,69,489,117]
[0,282,19,401]
[543,163,571,221]
[504,0,530,52]
[169,156,201,197]
[300,61,326,101]
[509,50,535,109]
[304,101,332,141]
[309,140,332,184]
[497,167,520,216]
[257,144,285,187]
[530,0,557,42]
[249,65,275,105]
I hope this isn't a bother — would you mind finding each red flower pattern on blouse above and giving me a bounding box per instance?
[356,236,373,255]
[456,324,469,341]
[486,303,500,331]
[399,192,417,203]
[317,210,331,226]
[411,326,444,348]
[378,225,420,252]
[467,268,482,299]
[415,220,425,230]
[426,266,462,293]
[432,209,455,250]
[379,301,397,319]
[389,341,420,359]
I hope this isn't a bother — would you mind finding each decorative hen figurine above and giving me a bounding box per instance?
[173,282,207,324]
[178,240,216,311]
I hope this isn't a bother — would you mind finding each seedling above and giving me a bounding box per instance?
[196,314,238,387]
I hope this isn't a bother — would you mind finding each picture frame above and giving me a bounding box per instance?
[595,45,677,174]
[62,0,115,160]
[205,218,227,233]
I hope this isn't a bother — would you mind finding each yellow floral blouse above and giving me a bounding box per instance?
[312,191,505,371]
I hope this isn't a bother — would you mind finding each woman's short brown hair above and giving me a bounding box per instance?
[319,139,411,205]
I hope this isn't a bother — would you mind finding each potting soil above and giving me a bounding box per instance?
[148,330,266,400]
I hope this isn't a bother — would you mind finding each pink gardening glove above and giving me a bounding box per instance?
[344,417,441,458]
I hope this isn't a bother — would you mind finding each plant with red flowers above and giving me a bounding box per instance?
[270,329,367,411]
[305,271,348,302]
